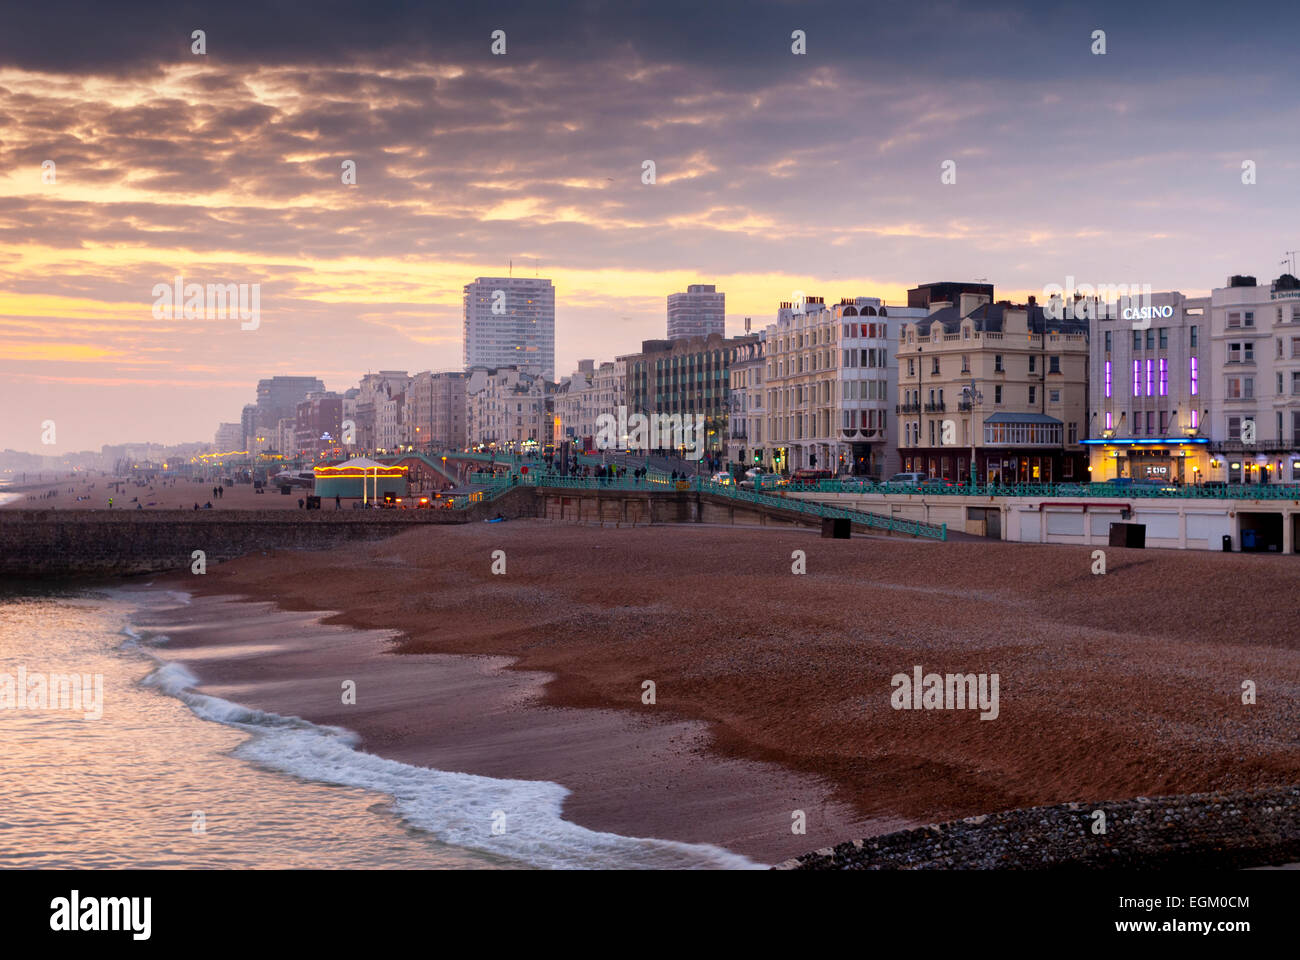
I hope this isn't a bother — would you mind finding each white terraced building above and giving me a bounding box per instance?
[762,295,924,477]
[1206,272,1300,484]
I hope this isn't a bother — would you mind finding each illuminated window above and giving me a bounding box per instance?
[1158,358,1168,396]
[1146,358,1155,396]
[1104,360,1112,397]
[1190,357,1198,395]
[1132,360,1141,396]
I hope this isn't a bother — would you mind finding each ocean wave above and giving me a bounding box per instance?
[137,659,764,870]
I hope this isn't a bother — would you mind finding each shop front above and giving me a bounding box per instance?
[978,413,1084,484]
[1082,438,1211,483]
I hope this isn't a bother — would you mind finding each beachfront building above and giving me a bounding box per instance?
[256,376,327,424]
[667,283,725,340]
[762,296,923,477]
[293,392,344,461]
[592,359,626,427]
[466,365,553,453]
[275,418,296,458]
[376,385,408,453]
[407,371,468,452]
[553,359,626,452]
[463,277,556,381]
[1206,273,1300,484]
[552,362,594,448]
[213,422,242,452]
[726,331,765,468]
[837,297,922,478]
[623,332,755,460]
[896,292,1089,483]
[239,376,327,455]
[352,372,410,454]
[1084,290,1212,483]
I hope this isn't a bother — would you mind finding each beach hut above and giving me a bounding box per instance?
[313,457,408,504]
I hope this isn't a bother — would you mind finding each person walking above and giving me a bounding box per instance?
[335,494,341,509]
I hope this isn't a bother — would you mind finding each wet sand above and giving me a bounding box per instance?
[132,592,900,865]
[151,519,1300,863]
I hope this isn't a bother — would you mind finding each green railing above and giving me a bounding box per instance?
[703,482,946,540]
[775,479,1300,500]
[473,473,947,540]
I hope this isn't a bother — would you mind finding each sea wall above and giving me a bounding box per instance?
[776,786,1300,869]
[0,487,540,577]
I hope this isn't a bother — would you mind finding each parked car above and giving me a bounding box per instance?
[885,472,926,485]
[739,473,786,491]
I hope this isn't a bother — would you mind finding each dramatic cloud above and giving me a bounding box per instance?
[1,0,1298,451]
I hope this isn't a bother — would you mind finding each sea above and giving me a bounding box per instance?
[0,521,757,869]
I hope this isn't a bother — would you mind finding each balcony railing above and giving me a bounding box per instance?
[924,402,946,412]
[896,403,921,414]
[1214,439,1297,453]
[957,401,973,411]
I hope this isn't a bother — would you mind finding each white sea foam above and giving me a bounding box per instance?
[137,659,764,870]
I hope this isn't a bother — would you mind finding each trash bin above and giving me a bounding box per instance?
[1242,529,1257,551]
[1222,535,1232,552]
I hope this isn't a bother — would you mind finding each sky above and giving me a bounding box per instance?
[2,0,1298,453]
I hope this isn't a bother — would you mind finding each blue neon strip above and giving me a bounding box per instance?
[1081,438,1209,445]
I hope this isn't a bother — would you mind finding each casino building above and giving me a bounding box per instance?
[1084,291,1214,483]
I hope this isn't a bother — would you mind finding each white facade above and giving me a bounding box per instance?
[213,422,242,451]
[727,333,765,467]
[355,371,409,453]
[463,277,556,381]
[1207,274,1300,483]
[763,295,923,476]
[466,366,552,449]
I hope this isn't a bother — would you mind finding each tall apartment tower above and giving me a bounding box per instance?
[463,277,556,381]
[667,284,725,340]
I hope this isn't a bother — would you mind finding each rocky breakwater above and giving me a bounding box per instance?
[776,786,1300,870]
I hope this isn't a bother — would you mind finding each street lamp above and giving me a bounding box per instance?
[960,379,983,487]
[916,345,923,474]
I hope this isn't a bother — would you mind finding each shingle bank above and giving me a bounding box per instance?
[776,786,1300,869]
